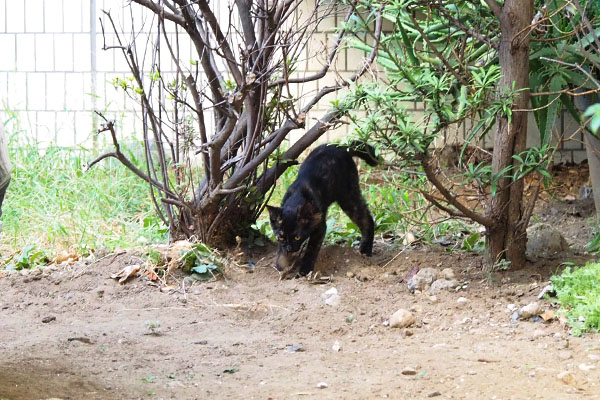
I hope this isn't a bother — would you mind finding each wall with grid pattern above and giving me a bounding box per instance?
[0,0,589,163]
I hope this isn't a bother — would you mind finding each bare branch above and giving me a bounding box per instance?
[483,0,502,19]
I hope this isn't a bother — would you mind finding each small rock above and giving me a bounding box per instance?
[427,391,441,398]
[429,279,460,293]
[407,268,439,291]
[557,371,576,386]
[441,268,455,280]
[401,329,413,338]
[332,341,341,352]
[401,366,417,376]
[346,271,355,278]
[526,223,568,259]
[588,354,600,361]
[286,344,304,352]
[389,309,416,329]
[321,287,340,307]
[467,370,477,375]
[316,382,328,389]
[529,370,536,378]
[518,302,543,320]
[457,297,469,304]
[429,295,438,303]
[579,363,596,372]
[507,303,518,313]
[66,293,74,301]
[558,351,573,361]
[325,294,340,306]
[42,316,56,323]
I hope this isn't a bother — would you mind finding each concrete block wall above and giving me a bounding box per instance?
[0,0,591,164]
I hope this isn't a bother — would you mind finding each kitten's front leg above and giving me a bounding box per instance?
[298,221,327,276]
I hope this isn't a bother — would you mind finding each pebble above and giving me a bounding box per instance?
[321,287,340,307]
[558,351,573,361]
[506,304,518,313]
[42,316,56,323]
[401,367,417,376]
[316,382,328,389]
[557,371,576,386]
[427,391,441,398]
[579,363,596,372]
[389,309,416,329]
[588,354,600,361]
[518,302,543,320]
[457,297,469,304]
[332,341,341,352]
[346,271,355,278]
[407,268,439,291]
[441,268,455,280]
[428,279,460,293]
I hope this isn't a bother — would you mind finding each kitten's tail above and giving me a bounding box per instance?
[347,141,379,166]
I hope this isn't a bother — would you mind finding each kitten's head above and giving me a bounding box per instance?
[267,203,322,253]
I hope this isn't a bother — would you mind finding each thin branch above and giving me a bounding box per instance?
[483,0,502,19]
[420,156,493,227]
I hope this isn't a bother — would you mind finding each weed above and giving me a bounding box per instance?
[550,262,600,336]
[5,244,48,270]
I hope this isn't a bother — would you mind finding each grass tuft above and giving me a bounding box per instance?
[551,262,600,336]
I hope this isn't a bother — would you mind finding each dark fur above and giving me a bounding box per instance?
[267,143,377,276]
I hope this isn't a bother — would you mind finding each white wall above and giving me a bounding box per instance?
[0,0,589,163]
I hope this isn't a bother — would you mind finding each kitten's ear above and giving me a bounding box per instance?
[266,205,282,221]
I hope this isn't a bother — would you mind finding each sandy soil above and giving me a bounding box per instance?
[2,238,600,400]
[2,164,600,400]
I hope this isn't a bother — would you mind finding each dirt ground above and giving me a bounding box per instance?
[2,165,600,400]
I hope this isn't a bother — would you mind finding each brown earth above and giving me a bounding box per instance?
[2,164,600,400]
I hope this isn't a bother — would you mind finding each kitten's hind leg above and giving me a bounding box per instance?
[339,196,374,256]
[298,220,327,276]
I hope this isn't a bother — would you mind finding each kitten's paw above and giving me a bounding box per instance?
[359,244,373,257]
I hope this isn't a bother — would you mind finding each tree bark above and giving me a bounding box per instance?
[486,0,534,270]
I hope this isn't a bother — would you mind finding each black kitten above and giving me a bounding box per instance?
[267,142,378,276]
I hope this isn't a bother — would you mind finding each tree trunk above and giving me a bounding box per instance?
[486,0,534,270]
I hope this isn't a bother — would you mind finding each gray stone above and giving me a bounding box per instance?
[526,223,568,259]
[389,309,416,329]
[401,366,417,376]
[441,268,455,280]
[518,302,543,320]
[407,268,439,291]
[428,279,460,293]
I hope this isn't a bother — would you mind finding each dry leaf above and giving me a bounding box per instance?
[145,270,159,281]
[540,310,554,321]
[54,250,79,264]
[110,264,140,284]
[160,284,178,293]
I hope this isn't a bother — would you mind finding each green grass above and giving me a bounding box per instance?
[551,262,600,336]
[1,137,167,261]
